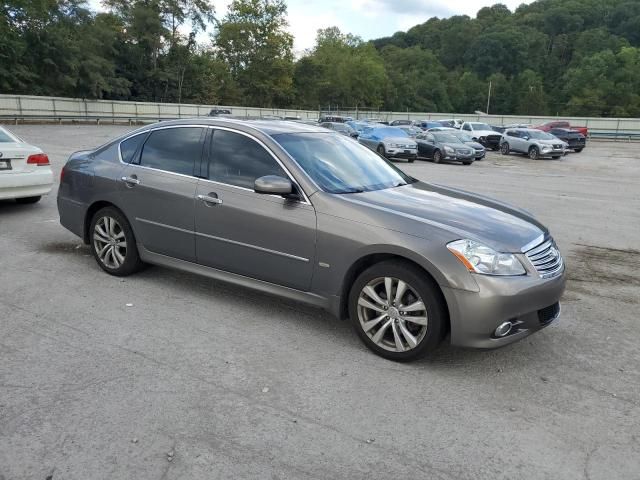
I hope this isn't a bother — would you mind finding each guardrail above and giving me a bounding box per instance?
[1,94,640,140]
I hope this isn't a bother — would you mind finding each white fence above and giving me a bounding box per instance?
[1,94,639,138]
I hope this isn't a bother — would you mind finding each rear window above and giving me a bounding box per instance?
[0,129,18,143]
[120,133,147,163]
[139,127,203,175]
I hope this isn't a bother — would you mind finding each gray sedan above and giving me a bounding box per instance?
[58,119,565,361]
[416,131,475,165]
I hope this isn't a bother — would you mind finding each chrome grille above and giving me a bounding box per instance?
[525,238,564,278]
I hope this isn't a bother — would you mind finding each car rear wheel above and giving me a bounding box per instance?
[500,143,510,155]
[348,260,446,362]
[552,155,561,159]
[377,145,386,157]
[528,146,540,160]
[575,148,584,153]
[433,150,442,163]
[90,207,143,277]
[15,196,41,204]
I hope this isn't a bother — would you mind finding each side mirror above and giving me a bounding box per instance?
[254,175,293,196]
[523,136,530,141]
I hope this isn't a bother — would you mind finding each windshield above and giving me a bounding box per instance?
[527,130,555,140]
[372,127,409,138]
[433,133,462,143]
[274,133,414,194]
[470,123,492,131]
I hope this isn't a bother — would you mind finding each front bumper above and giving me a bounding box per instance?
[540,148,565,157]
[386,148,417,159]
[474,149,486,159]
[442,270,566,349]
[0,169,54,200]
[443,152,474,162]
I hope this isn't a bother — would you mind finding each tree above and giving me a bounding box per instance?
[214,0,294,107]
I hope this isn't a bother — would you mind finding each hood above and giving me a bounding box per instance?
[341,181,546,252]
[536,138,563,145]
[464,141,484,149]
[383,137,416,145]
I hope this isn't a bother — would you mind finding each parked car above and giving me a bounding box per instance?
[416,131,475,165]
[491,125,506,133]
[358,126,417,161]
[504,123,532,129]
[460,122,502,150]
[437,119,464,129]
[548,128,586,152]
[208,108,232,116]
[319,115,351,123]
[447,131,486,160]
[534,121,588,138]
[57,119,565,361]
[416,120,445,131]
[346,120,375,134]
[397,126,423,138]
[320,122,359,138]
[0,126,53,204]
[500,128,566,159]
[389,120,413,126]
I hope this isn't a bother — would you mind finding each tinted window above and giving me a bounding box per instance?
[209,130,287,189]
[507,131,518,137]
[120,133,147,163]
[139,127,203,175]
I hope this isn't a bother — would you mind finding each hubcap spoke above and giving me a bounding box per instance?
[391,321,405,352]
[401,315,428,326]
[362,285,388,308]
[394,280,407,305]
[362,314,387,333]
[384,277,394,304]
[399,321,418,348]
[372,318,393,345]
[113,247,125,265]
[358,297,386,314]
[402,300,425,312]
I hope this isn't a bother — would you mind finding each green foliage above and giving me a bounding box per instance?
[1,0,640,116]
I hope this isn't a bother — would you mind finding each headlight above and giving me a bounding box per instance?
[444,146,455,154]
[447,239,526,276]
[542,145,552,151]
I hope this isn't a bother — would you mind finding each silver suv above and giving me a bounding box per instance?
[500,128,566,160]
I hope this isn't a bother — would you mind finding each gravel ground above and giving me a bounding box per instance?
[1,125,639,480]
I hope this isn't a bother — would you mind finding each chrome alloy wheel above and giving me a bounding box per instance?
[357,277,429,352]
[93,216,127,269]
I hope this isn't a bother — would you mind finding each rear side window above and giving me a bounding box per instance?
[120,133,146,163]
[139,127,203,175]
[208,130,287,189]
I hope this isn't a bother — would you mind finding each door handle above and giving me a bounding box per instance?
[197,194,223,205]
[121,176,140,186]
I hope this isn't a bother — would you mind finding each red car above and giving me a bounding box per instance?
[534,121,588,137]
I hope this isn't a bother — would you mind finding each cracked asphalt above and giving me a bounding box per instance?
[1,125,639,480]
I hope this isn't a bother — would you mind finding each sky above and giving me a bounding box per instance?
[89,0,534,53]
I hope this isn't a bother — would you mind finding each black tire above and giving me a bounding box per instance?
[491,146,499,151]
[15,196,41,204]
[348,260,447,362]
[377,144,386,158]
[408,158,416,163]
[433,150,442,163]
[90,206,143,277]
[462,161,472,165]
[500,143,510,155]
[552,155,561,159]
[528,146,540,160]
[575,148,583,153]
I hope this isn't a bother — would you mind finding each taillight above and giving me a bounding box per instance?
[60,165,66,183]
[27,153,50,166]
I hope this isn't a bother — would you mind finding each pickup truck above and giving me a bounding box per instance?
[533,121,588,137]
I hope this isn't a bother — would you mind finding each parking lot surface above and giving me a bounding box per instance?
[1,125,639,480]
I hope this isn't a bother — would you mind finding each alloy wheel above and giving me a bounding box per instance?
[93,216,127,269]
[529,147,539,160]
[357,277,429,352]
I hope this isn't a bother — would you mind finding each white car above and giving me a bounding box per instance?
[0,126,53,204]
[460,122,503,150]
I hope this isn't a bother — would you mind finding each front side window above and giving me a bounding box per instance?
[274,132,414,194]
[139,127,203,175]
[209,130,287,189]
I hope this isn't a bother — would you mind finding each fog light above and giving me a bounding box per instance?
[494,322,512,338]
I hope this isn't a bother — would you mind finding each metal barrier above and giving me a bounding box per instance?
[1,94,640,140]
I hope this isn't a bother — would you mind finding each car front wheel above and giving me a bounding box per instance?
[349,260,446,362]
[500,143,510,155]
[433,150,442,163]
[528,146,540,160]
[377,145,386,158]
[90,207,143,276]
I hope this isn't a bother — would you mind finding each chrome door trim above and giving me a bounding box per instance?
[136,217,194,234]
[195,230,310,263]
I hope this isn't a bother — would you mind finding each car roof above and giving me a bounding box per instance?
[132,118,329,136]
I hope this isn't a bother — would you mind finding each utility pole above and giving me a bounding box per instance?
[486,80,492,115]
